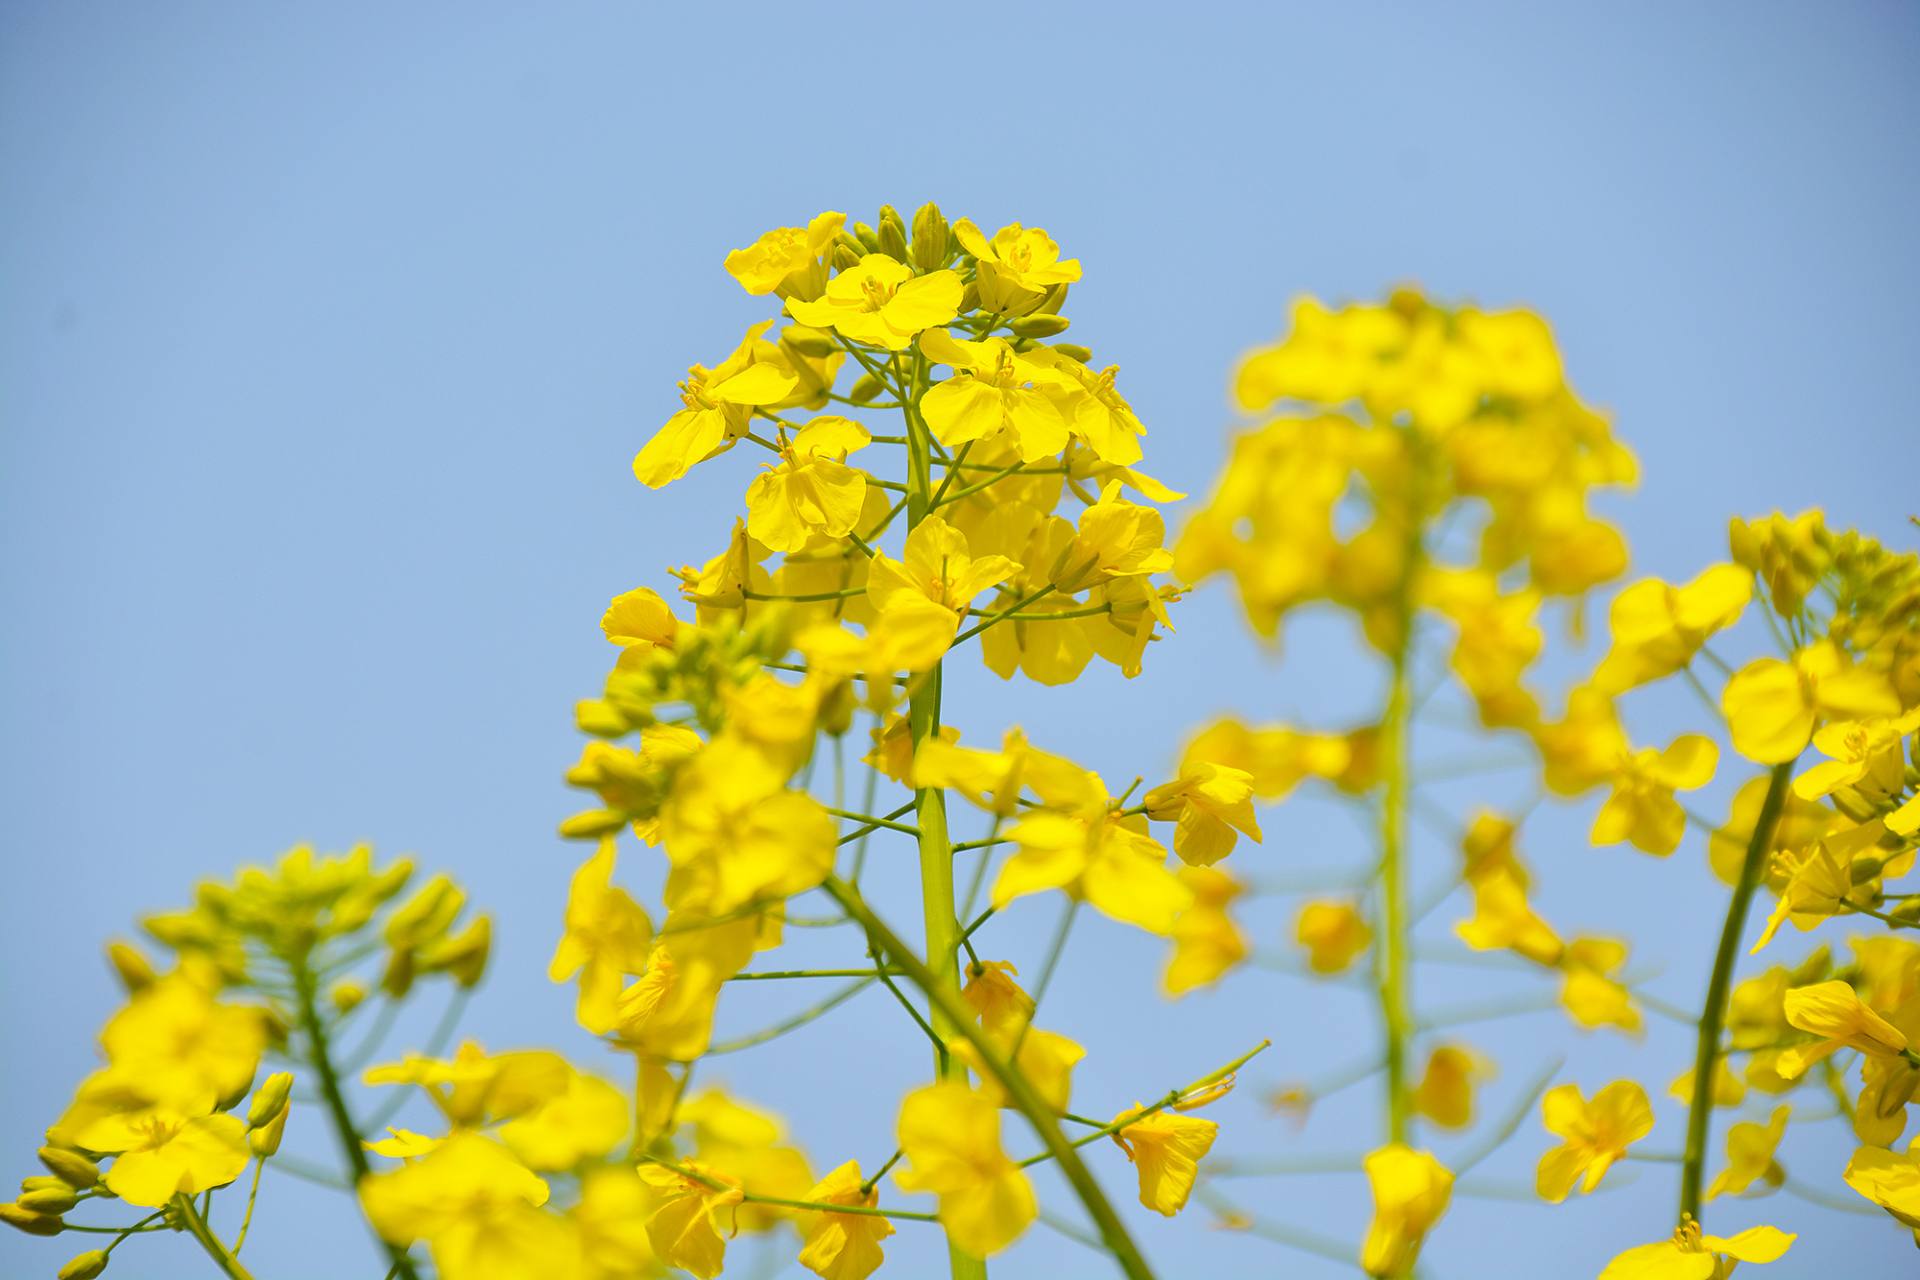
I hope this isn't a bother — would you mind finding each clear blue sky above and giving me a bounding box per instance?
[3,3,1916,1277]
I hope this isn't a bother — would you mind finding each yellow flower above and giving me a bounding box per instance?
[1535,1081,1652,1202]
[360,1132,577,1280]
[634,323,800,488]
[1722,640,1901,764]
[497,1068,629,1171]
[1359,1144,1453,1279]
[1455,870,1562,966]
[1667,1060,1746,1110]
[952,962,1086,1112]
[364,1042,572,1128]
[744,416,873,553]
[796,1160,895,1280]
[1295,900,1372,975]
[658,739,836,915]
[1143,761,1262,866]
[1412,1045,1494,1130]
[893,1082,1035,1259]
[951,218,1080,313]
[787,254,962,350]
[570,1166,659,1280]
[1559,938,1643,1035]
[868,514,1017,620]
[613,919,758,1061]
[994,798,1192,935]
[1052,481,1175,595]
[1794,710,1920,800]
[1748,832,1869,954]
[1599,1220,1794,1280]
[1844,1140,1920,1240]
[1111,1107,1218,1216]
[600,586,682,666]
[548,837,654,1034]
[1233,298,1409,410]
[679,1089,814,1234]
[635,1162,743,1280]
[1778,979,1910,1078]
[1591,734,1718,856]
[918,328,1078,461]
[97,975,267,1107]
[98,1110,249,1207]
[1707,1104,1789,1200]
[1162,866,1250,997]
[1533,685,1629,796]
[1024,348,1146,465]
[1593,564,1751,693]
[725,211,845,298]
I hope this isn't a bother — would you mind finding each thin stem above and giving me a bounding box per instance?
[1453,1056,1563,1176]
[1012,898,1079,1057]
[638,1156,939,1222]
[728,968,903,981]
[824,876,1161,1280]
[1013,1039,1271,1168]
[173,1193,254,1280]
[289,952,420,1280]
[232,1156,267,1253]
[953,584,1057,646]
[859,1148,904,1197]
[1679,762,1792,1225]
[825,808,919,837]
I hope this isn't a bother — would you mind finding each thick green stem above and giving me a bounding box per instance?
[288,956,420,1280]
[173,1193,255,1280]
[1679,762,1792,1223]
[901,347,986,1280]
[823,877,1158,1280]
[1379,640,1414,1143]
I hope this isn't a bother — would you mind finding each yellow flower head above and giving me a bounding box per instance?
[100,1110,249,1207]
[548,837,654,1034]
[1295,900,1372,975]
[744,416,872,553]
[1707,1104,1789,1201]
[797,1161,895,1280]
[787,255,962,351]
[634,322,800,488]
[724,211,845,298]
[1143,761,1262,866]
[1599,1219,1794,1280]
[1591,734,1718,856]
[1359,1144,1453,1278]
[893,1082,1036,1259]
[1534,1080,1653,1202]
[635,1161,743,1280]
[1778,979,1910,1078]
[1111,1107,1219,1216]
[1593,564,1751,693]
[952,218,1080,313]
[1722,640,1900,765]
[919,328,1077,462]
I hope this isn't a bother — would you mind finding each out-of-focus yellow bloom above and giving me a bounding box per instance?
[98,1110,249,1207]
[1844,1140,1920,1242]
[1598,1219,1794,1279]
[786,255,961,351]
[365,1127,439,1158]
[1707,1104,1789,1200]
[1234,298,1408,410]
[744,416,872,553]
[919,330,1076,462]
[1593,564,1750,693]
[797,1160,894,1280]
[1709,775,1843,887]
[679,1089,815,1235]
[725,212,845,298]
[636,1161,742,1280]
[954,961,1085,1112]
[1143,761,1262,866]
[1111,1107,1218,1216]
[1412,1045,1493,1130]
[364,1042,571,1128]
[97,975,266,1107]
[1295,900,1372,975]
[613,917,757,1062]
[1778,980,1910,1078]
[1534,686,1628,796]
[1455,870,1561,966]
[361,1132,577,1280]
[570,1166,659,1280]
[952,219,1080,313]
[1560,938,1643,1035]
[1179,719,1354,800]
[1591,734,1718,856]
[658,739,836,915]
[1667,1059,1746,1110]
[1359,1144,1453,1279]
[893,1082,1035,1259]
[497,1068,628,1171]
[994,795,1191,935]
[1722,641,1900,764]
[1162,866,1249,997]
[1535,1081,1651,1202]
[1730,508,1828,616]
[548,837,654,1034]
[635,323,800,488]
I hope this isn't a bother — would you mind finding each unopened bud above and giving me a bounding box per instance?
[249,1106,289,1158]
[247,1072,294,1129]
[575,699,627,738]
[35,1150,97,1191]
[380,946,415,1000]
[559,809,627,840]
[876,205,908,262]
[831,243,863,272]
[1034,282,1069,316]
[1051,343,1093,364]
[1851,855,1887,886]
[384,874,464,947]
[0,1202,62,1235]
[17,1187,76,1215]
[1008,315,1071,339]
[847,373,886,405]
[779,326,838,359]
[105,941,156,994]
[329,979,367,1015]
[851,221,880,252]
[958,281,981,313]
[59,1250,108,1280]
[910,202,950,272]
[1892,899,1920,926]
[418,916,492,988]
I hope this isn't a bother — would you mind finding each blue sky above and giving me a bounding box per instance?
[3,3,1916,1277]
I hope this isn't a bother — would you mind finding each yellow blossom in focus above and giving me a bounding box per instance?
[1359,1144,1453,1279]
[1599,1220,1794,1280]
[952,218,1080,313]
[1143,761,1262,866]
[634,323,800,488]
[786,255,961,351]
[1778,979,1910,1078]
[1794,710,1920,801]
[636,1161,743,1280]
[994,793,1191,935]
[1722,640,1900,764]
[1844,1140,1920,1241]
[893,1082,1036,1259]
[797,1161,894,1280]
[919,329,1077,462]
[725,212,845,298]
[1111,1107,1218,1216]
[744,416,872,553]
[1534,1081,1652,1202]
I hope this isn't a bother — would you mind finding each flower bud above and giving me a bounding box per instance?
[329,979,367,1015]
[851,221,880,252]
[36,1150,98,1192]
[1051,343,1094,364]
[0,1202,62,1235]
[379,946,415,1000]
[876,205,909,263]
[910,202,950,272]
[779,326,839,359]
[559,808,628,840]
[1034,282,1069,316]
[104,941,156,994]
[958,280,981,313]
[59,1250,108,1280]
[1008,315,1071,339]
[18,1186,76,1214]
[247,1072,294,1130]
[418,916,491,987]
[830,243,863,272]
[847,373,887,405]
[249,1105,289,1157]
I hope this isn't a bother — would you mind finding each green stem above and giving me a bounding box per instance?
[289,954,420,1280]
[173,1194,255,1280]
[824,876,1159,1280]
[232,1156,267,1253]
[1678,761,1791,1225]
[1378,607,1415,1144]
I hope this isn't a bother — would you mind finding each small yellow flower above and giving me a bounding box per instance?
[796,1160,895,1280]
[1707,1104,1789,1200]
[1110,1107,1219,1216]
[743,416,872,553]
[919,329,1077,462]
[951,218,1080,313]
[1844,1140,1920,1239]
[1721,640,1900,764]
[360,1132,577,1280]
[1534,1080,1652,1202]
[100,1111,249,1207]
[1778,979,1910,1078]
[497,1069,629,1171]
[547,838,654,1034]
[634,323,800,488]
[893,1082,1036,1259]
[1143,761,1263,866]
[1590,734,1718,856]
[1412,1045,1494,1130]
[724,211,845,297]
[1359,1144,1453,1279]
[1593,564,1751,693]
[1599,1219,1794,1279]
[787,254,962,351]
[636,1161,743,1280]
[1295,900,1372,975]
[1162,866,1250,997]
